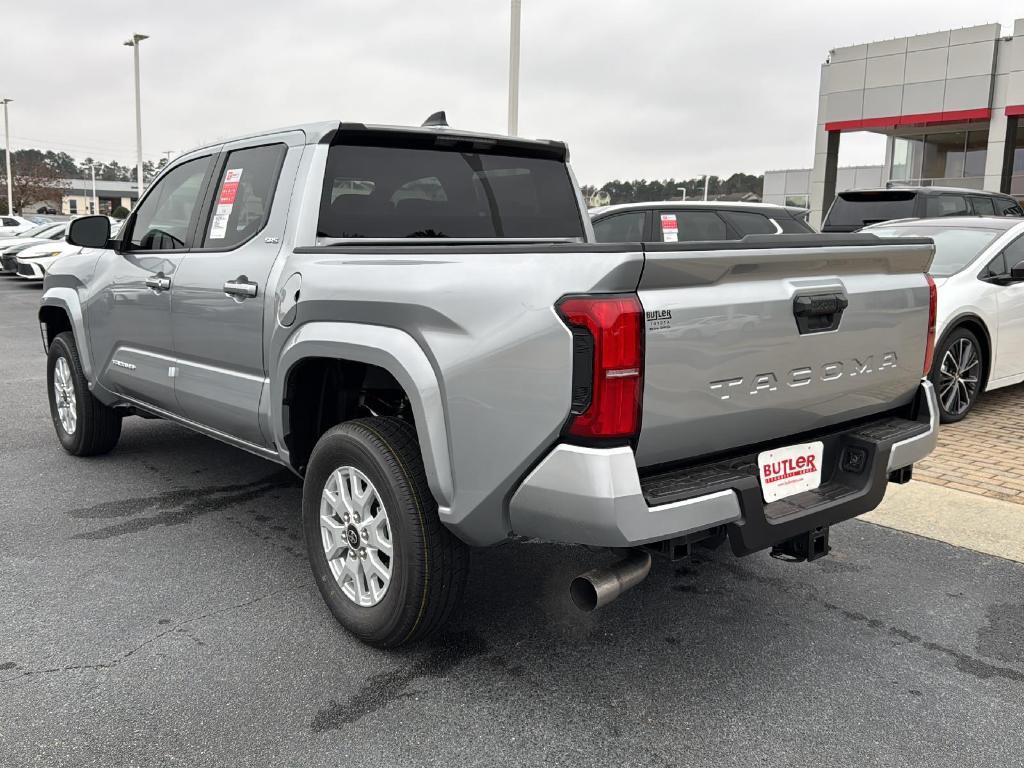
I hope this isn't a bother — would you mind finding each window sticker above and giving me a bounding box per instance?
[209,168,244,240]
[660,213,678,243]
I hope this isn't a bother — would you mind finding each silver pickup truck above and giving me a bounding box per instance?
[40,118,939,647]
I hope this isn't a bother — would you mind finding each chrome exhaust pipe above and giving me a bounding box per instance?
[570,549,652,612]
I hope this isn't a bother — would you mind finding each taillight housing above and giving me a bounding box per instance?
[923,274,937,375]
[556,294,644,442]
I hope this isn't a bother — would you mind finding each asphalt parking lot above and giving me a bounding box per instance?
[2,275,1023,767]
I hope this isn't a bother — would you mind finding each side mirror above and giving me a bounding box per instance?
[66,215,111,249]
[1012,260,1024,282]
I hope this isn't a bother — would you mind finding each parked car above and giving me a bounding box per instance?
[866,216,1024,421]
[823,187,1023,232]
[0,215,37,237]
[591,201,813,243]
[40,119,937,647]
[13,219,119,280]
[0,223,69,274]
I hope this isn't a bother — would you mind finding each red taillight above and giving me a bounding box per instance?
[557,295,644,440]
[923,274,937,375]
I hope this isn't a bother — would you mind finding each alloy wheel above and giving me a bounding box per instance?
[53,356,77,435]
[319,466,394,607]
[938,337,979,418]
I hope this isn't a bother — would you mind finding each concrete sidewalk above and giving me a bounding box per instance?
[864,480,1024,563]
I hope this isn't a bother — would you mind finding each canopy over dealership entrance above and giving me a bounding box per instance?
[809,19,1024,227]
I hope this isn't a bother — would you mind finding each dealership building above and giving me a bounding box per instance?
[763,18,1024,227]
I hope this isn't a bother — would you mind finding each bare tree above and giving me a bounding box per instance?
[0,149,69,213]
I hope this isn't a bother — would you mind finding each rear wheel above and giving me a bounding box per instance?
[46,331,122,455]
[302,417,469,648]
[930,327,982,423]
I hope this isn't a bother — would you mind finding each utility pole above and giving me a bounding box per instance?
[507,0,521,136]
[1,99,13,215]
[124,33,149,196]
[90,163,98,215]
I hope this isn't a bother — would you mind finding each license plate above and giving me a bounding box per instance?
[757,441,824,503]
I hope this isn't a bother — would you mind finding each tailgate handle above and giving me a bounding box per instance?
[793,293,848,334]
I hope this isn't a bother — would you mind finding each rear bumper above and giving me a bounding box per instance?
[508,380,938,551]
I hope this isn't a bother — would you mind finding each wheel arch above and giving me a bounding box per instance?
[937,312,992,390]
[272,322,453,510]
[39,288,93,379]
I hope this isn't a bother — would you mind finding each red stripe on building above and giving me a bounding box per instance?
[1006,105,1024,117]
[825,108,991,132]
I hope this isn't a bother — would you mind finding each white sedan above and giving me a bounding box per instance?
[15,218,122,281]
[0,215,37,237]
[868,216,1024,422]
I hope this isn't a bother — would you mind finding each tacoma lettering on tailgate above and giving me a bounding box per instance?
[708,352,898,400]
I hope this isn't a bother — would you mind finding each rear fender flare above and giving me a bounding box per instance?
[273,322,453,509]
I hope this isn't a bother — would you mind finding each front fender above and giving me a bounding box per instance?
[39,286,92,378]
[272,322,454,510]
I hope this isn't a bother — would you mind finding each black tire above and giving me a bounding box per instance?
[929,326,983,424]
[46,331,122,456]
[302,417,469,648]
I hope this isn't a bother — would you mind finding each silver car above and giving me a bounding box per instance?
[868,216,1024,422]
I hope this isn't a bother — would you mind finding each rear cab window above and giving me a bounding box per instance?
[317,133,584,241]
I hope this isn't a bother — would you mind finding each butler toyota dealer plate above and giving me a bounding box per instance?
[757,441,824,503]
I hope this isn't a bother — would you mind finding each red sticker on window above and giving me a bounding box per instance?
[219,182,239,205]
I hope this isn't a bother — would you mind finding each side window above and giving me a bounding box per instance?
[2,217,17,226]
[1003,235,1024,274]
[925,194,968,217]
[127,156,212,251]
[971,196,995,216]
[203,144,287,248]
[669,211,728,242]
[996,198,1024,216]
[718,210,777,236]
[592,211,646,242]
[777,215,813,233]
[982,251,1008,279]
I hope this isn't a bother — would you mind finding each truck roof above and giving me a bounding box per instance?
[177,120,568,160]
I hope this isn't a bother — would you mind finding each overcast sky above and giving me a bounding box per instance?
[3,1,1021,185]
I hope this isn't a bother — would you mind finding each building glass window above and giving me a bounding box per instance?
[1012,122,1024,197]
[964,131,988,178]
[890,131,986,189]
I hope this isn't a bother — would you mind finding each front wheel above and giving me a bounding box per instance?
[302,417,469,648]
[930,327,983,423]
[46,332,122,455]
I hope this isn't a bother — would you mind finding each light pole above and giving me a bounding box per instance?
[507,0,521,136]
[124,33,149,196]
[1,98,12,215]
[89,162,98,215]
[703,174,709,201]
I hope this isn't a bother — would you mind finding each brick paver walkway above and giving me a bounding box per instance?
[914,381,1024,503]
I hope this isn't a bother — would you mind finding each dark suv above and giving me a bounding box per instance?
[590,201,813,243]
[822,187,1023,232]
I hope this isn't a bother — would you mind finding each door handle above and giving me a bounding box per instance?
[223,276,258,299]
[144,273,171,292]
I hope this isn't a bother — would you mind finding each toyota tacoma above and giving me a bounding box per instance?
[39,116,939,647]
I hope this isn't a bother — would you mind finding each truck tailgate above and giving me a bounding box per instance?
[635,235,935,468]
